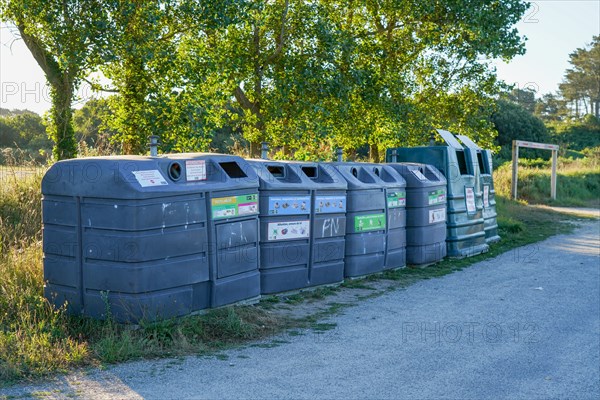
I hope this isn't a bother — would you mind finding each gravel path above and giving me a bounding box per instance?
[2,220,599,400]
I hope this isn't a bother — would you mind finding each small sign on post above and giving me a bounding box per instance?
[511,140,559,200]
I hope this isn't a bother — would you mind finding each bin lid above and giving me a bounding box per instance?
[247,160,347,190]
[42,153,259,199]
[436,129,463,150]
[328,162,392,190]
[456,135,482,150]
[361,163,406,189]
[386,162,447,188]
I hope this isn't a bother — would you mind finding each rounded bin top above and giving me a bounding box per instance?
[41,153,259,199]
[247,159,347,191]
[327,162,404,190]
[360,163,406,189]
[386,163,447,188]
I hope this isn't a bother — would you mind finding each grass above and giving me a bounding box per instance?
[493,153,600,207]
[0,171,592,386]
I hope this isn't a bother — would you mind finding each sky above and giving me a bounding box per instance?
[0,0,599,115]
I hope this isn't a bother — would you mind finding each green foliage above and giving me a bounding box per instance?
[492,99,550,160]
[101,0,240,154]
[72,98,117,147]
[0,111,50,150]
[3,1,530,158]
[547,118,600,152]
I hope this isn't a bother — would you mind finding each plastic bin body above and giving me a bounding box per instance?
[248,160,312,294]
[328,163,387,277]
[454,135,500,244]
[42,153,260,322]
[480,149,500,243]
[303,163,347,286]
[362,163,407,269]
[387,163,447,265]
[386,130,489,257]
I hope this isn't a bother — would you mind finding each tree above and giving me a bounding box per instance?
[534,93,568,121]
[559,36,600,119]
[0,1,110,160]
[492,99,549,159]
[320,0,529,160]
[189,0,529,160]
[502,88,537,113]
[0,111,49,149]
[98,0,240,154]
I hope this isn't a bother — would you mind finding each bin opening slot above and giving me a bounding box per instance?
[301,166,318,179]
[219,162,247,178]
[351,167,358,178]
[477,152,487,174]
[379,167,396,183]
[267,165,285,178]
[372,167,380,177]
[424,166,439,181]
[455,150,470,175]
[169,162,182,181]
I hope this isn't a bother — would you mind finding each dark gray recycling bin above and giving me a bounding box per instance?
[248,160,347,294]
[303,163,347,286]
[42,153,260,322]
[386,129,489,257]
[455,135,500,244]
[248,160,311,293]
[362,163,407,270]
[328,163,386,277]
[387,163,447,265]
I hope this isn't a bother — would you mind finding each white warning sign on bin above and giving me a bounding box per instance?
[132,170,168,187]
[483,185,490,208]
[429,208,446,223]
[186,160,207,181]
[465,187,476,214]
[267,220,310,241]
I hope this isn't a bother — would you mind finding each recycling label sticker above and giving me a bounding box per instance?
[132,170,168,187]
[387,192,406,208]
[267,220,310,241]
[354,213,386,232]
[211,194,258,219]
[428,189,446,205]
[429,208,446,224]
[315,196,346,213]
[483,185,490,208]
[465,187,476,214]
[268,196,310,215]
[185,160,207,181]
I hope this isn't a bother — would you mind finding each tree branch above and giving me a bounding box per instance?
[266,0,289,64]
[16,22,62,88]
[234,86,255,111]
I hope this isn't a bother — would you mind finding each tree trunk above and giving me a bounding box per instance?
[282,144,292,158]
[49,81,77,160]
[249,141,260,158]
[369,143,381,163]
[17,22,77,160]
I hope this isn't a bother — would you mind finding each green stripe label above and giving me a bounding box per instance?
[354,213,386,232]
[211,194,258,219]
[387,191,406,208]
[428,189,446,205]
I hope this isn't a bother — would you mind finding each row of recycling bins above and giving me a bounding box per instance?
[42,131,499,322]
